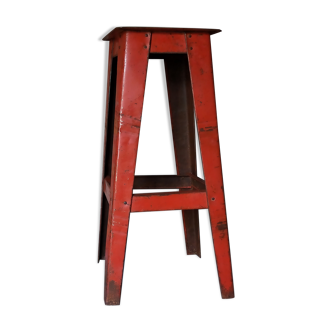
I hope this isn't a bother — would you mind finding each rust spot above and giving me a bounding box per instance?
[217,222,227,239]
[216,222,227,231]
[122,110,136,118]
[108,280,120,297]
[200,126,217,132]
[106,281,120,305]
[219,285,235,300]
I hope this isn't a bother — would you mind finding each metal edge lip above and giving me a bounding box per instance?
[102,25,224,42]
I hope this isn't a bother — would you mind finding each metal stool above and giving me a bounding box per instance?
[98,27,234,305]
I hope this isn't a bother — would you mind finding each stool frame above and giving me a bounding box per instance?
[98,27,234,305]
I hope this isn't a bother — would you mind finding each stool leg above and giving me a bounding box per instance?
[104,32,151,305]
[187,33,235,298]
[164,55,201,257]
[97,41,113,262]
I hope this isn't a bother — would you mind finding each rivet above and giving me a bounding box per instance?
[190,47,193,50]
[144,45,147,49]
[188,34,192,38]
[145,34,148,37]
[211,197,215,201]
[124,201,127,205]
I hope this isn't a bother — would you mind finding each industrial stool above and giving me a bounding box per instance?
[98,27,234,305]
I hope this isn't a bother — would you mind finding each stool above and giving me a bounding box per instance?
[98,27,234,305]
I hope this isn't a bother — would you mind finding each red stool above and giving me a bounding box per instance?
[98,27,234,305]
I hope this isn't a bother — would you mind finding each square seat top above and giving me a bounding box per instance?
[102,26,224,42]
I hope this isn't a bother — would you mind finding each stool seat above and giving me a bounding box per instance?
[98,26,234,305]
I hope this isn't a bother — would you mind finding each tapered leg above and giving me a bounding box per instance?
[187,33,234,298]
[164,55,201,257]
[104,31,151,305]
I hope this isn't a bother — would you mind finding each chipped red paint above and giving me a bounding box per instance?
[99,27,235,306]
